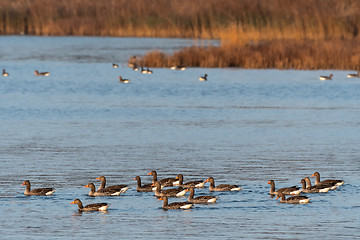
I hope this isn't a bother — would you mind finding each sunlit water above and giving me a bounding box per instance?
[0,36,359,239]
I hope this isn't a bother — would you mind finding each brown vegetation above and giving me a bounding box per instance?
[2,0,360,69]
[137,40,360,70]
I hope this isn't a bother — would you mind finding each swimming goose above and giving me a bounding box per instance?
[112,63,119,68]
[2,69,9,77]
[205,177,242,192]
[187,187,219,204]
[319,74,333,81]
[347,71,359,78]
[34,70,50,76]
[71,199,109,212]
[141,67,148,74]
[170,65,186,71]
[153,181,188,197]
[22,180,56,196]
[300,178,330,193]
[173,174,206,188]
[267,180,302,195]
[147,171,176,187]
[119,76,130,83]
[146,68,153,74]
[158,196,193,209]
[84,183,122,196]
[133,64,139,71]
[96,176,129,193]
[276,192,310,204]
[311,172,344,189]
[199,74,208,81]
[134,176,153,192]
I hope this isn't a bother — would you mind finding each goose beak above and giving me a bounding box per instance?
[84,185,89,188]
[70,201,75,204]
[267,181,271,184]
[96,177,100,180]
[22,182,25,185]
[147,172,151,175]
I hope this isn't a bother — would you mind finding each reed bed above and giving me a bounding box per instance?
[2,0,360,69]
[137,40,360,70]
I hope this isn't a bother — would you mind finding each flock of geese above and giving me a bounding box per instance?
[268,171,344,204]
[319,71,359,80]
[21,171,343,212]
[114,61,208,83]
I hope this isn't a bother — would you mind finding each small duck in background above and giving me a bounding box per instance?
[119,76,130,83]
[141,67,147,74]
[112,63,119,68]
[170,65,186,71]
[133,64,139,71]
[319,73,332,81]
[347,71,359,78]
[2,69,9,77]
[146,68,153,74]
[199,74,208,81]
[34,70,50,76]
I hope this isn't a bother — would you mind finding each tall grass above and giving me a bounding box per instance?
[2,0,360,68]
[1,0,360,41]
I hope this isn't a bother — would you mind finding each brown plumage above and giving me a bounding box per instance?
[300,178,330,193]
[147,171,176,187]
[276,192,310,204]
[134,176,153,192]
[71,199,109,211]
[153,181,188,197]
[96,176,129,193]
[311,172,344,189]
[84,183,122,196]
[22,180,56,196]
[267,180,301,195]
[173,174,205,188]
[205,177,242,192]
[187,187,219,204]
[158,196,193,209]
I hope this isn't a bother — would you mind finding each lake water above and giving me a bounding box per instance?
[0,36,359,239]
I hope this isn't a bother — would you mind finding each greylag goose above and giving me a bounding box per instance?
[170,65,186,71]
[300,178,330,193]
[22,180,56,196]
[71,199,109,211]
[205,177,242,192]
[158,196,193,209]
[147,171,176,187]
[153,181,188,197]
[276,192,310,204]
[112,63,119,68]
[187,187,219,204]
[173,174,206,188]
[267,180,302,195]
[2,69,9,77]
[119,76,130,83]
[311,172,344,189]
[34,70,50,76]
[199,74,208,81]
[347,71,359,78]
[134,176,153,192]
[84,183,122,196]
[319,74,333,81]
[96,176,129,193]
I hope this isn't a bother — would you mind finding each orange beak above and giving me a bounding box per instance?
[133,177,136,180]
[276,196,279,200]
[96,177,100,180]
[310,174,315,177]
[267,181,271,184]
[205,179,209,183]
[22,182,25,185]
[84,184,89,188]
[70,201,75,204]
[175,176,179,180]
[147,172,151,175]
[158,197,163,200]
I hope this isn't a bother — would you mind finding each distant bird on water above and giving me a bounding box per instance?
[113,63,119,68]
[2,69,9,77]
[199,74,208,81]
[119,76,130,83]
[347,71,359,78]
[34,70,50,76]
[319,73,332,81]
[170,65,187,71]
